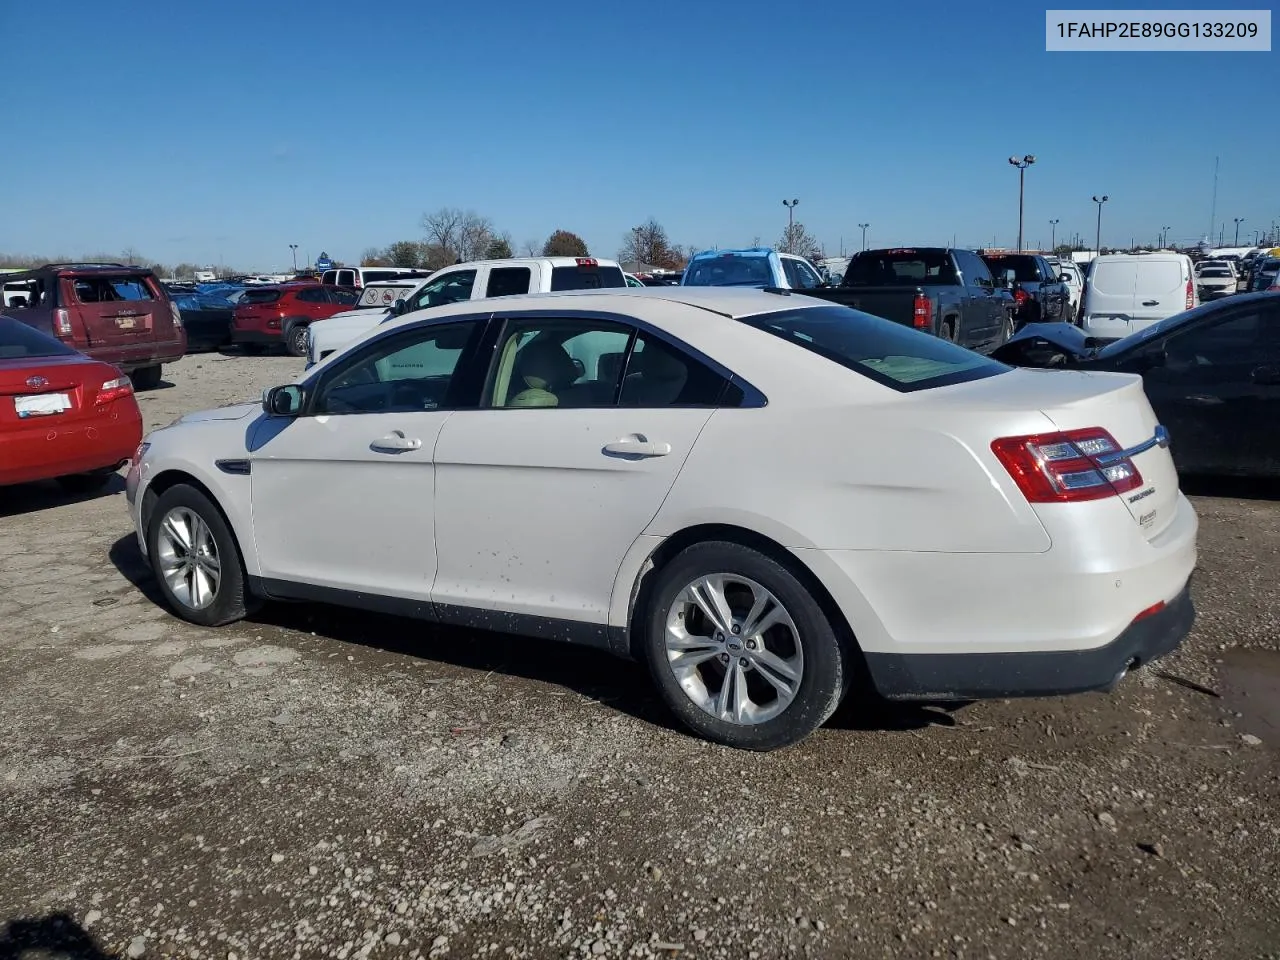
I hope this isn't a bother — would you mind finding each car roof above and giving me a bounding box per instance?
[381,286,819,330]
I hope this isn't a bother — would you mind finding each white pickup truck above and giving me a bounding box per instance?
[306,256,626,366]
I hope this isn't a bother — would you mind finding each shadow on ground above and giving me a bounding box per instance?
[0,473,125,520]
[109,534,975,738]
[1181,474,1280,502]
[0,913,118,960]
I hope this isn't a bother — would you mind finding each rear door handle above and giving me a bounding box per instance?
[370,430,422,453]
[603,434,671,458]
[1182,394,1223,406]
[1142,300,1159,306]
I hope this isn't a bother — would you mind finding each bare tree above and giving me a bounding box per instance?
[777,223,822,260]
[618,218,680,269]
[521,238,542,257]
[119,246,143,265]
[421,207,496,264]
[748,236,762,247]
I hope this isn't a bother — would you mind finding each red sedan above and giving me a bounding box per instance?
[1,316,143,491]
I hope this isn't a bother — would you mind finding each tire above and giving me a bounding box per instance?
[130,365,162,391]
[146,483,254,628]
[239,343,266,356]
[940,319,956,342]
[1000,314,1015,343]
[284,322,309,358]
[642,540,850,751]
[57,470,114,493]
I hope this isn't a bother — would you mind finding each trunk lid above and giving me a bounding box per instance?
[0,355,107,427]
[63,273,174,348]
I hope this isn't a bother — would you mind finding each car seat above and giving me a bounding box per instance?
[507,340,579,408]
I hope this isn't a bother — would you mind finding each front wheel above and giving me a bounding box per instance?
[147,484,254,627]
[130,365,162,391]
[643,541,850,751]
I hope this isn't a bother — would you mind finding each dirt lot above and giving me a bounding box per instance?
[2,352,1279,960]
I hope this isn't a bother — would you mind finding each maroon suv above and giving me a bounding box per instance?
[2,263,186,390]
[231,284,360,356]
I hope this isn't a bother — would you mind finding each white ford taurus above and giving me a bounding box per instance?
[127,288,1197,750]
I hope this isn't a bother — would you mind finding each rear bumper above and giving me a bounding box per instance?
[864,581,1194,699]
[0,409,142,486]
[90,336,187,372]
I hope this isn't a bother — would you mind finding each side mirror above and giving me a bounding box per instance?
[390,298,408,316]
[1059,274,1071,283]
[263,384,306,417]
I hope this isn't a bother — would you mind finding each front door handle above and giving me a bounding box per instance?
[1252,365,1280,386]
[371,430,422,453]
[603,434,672,458]
[1182,394,1223,406]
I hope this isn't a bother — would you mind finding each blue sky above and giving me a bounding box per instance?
[3,0,1275,271]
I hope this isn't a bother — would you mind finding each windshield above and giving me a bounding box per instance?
[683,255,774,287]
[0,317,78,358]
[1198,268,1232,278]
[739,303,1007,392]
[843,250,957,287]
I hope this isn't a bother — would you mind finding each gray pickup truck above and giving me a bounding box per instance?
[800,247,1014,353]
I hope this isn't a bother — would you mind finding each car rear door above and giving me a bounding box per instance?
[1132,259,1187,328]
[1085,260,1138,338]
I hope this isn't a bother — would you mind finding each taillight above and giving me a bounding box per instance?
[170,302,183,329]
[1185,278,1194,310]
[54,308,72,337]
[991,427,1143,503]
[96,375,134,406]
[912,292,931,329]
[1012,287,1031,305]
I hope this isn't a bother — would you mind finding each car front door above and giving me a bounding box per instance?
[247,316,492,602]
[1133,303,1279,476]
[430,311,735,630]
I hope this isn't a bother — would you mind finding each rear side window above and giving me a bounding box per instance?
[740,303,1008,392]
[0,318,77,358]
[71,275,157,303]
[981,255,1040,283]
[487,267,532,297]
[845,251,958,286]
[242,289,282,304]
[549,265,626,291]
[329,288,360,305]
[683,255,773,287]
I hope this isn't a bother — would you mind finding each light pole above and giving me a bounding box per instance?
[1049,219,1059,251]
[289,244,298,272]
[1092,195,1109,253]
[1233,218,1244,246]
[1161,225,1171,248]
[783,199,799,252]
[858,223,869,251]
[1008,155,1036,251]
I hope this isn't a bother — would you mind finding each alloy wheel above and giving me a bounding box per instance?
[664,574,804,725]
[156,506,222,610]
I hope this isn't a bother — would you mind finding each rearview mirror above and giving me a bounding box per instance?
[263,384,306,417]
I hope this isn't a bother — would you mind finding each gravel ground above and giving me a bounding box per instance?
[2,351,1278,960]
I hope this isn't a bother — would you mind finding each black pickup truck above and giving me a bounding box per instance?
[796,247,1013,353]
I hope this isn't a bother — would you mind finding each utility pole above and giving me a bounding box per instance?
[1008,155,1036,251]
[1092,195,1109,254]
[782,199,799,253]
[858,223,869,250]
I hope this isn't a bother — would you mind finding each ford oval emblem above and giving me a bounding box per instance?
[25,375,48,389]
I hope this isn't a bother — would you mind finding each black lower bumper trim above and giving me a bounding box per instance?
[864,581,1194,701]
[231,330,283,345]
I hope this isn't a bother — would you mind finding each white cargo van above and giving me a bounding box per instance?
[1079,252,1197,341]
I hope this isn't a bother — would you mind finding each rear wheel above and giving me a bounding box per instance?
[147,483,254,627]
[130,365,162,391]
[940,319,956,342]
[285,323,309,358]
[642,541,850,751]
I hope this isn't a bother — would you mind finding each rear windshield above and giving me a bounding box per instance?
[361,269,428,285]
[0,318,77,358]
[1198,268,1232,278]
[549,265,626,291]
[844,251,957,286]
[981,255,1039,282]
[683,255,773,287]
[71,275,157,303]
[241,289,282,304]
[740,303,1008,392]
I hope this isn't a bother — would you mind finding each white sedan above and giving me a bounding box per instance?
[126,288,1197,750]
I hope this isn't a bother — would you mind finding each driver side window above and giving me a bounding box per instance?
[313,320,483,415]
[406,270,477,311]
